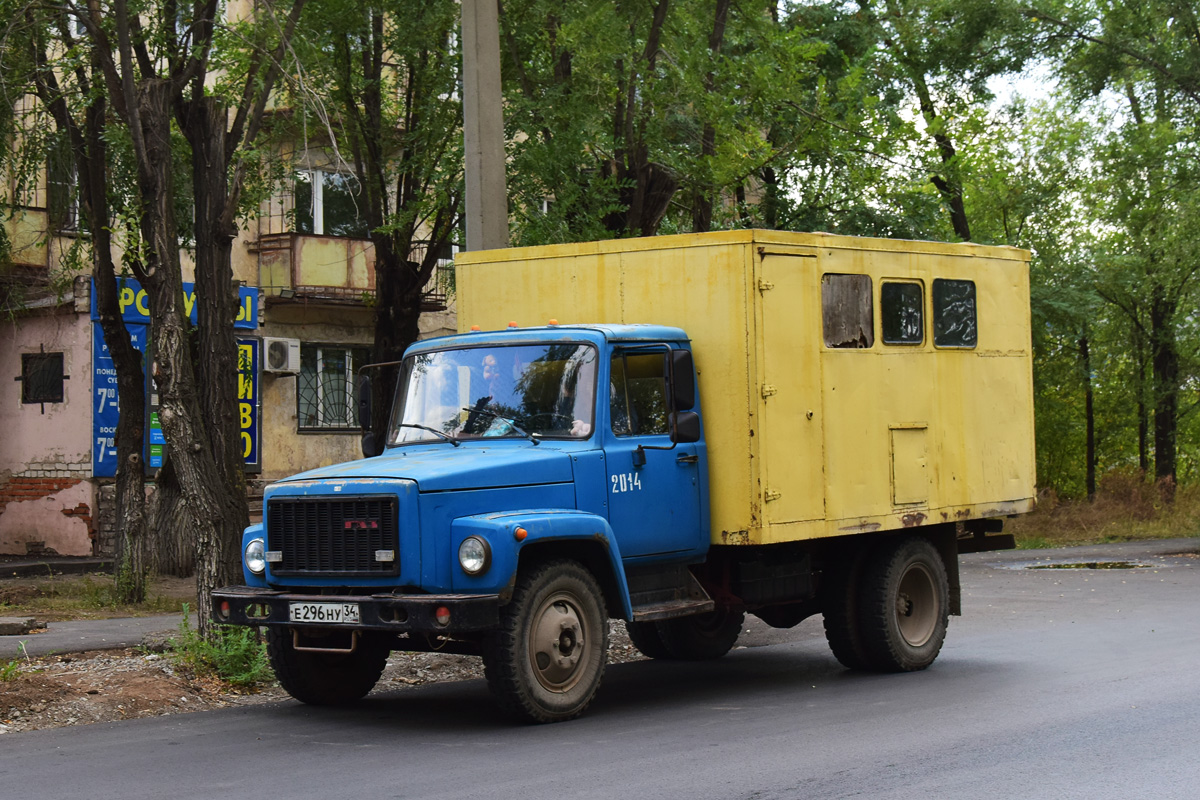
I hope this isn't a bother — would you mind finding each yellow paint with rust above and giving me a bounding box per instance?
[457,230,1035,546]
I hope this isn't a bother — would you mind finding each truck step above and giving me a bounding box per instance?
[626,564,716,621]
[630,597,715,622]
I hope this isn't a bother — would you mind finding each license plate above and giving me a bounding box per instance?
[288,602,361,624]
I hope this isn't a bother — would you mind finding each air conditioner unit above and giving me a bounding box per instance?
[263,337,301,374]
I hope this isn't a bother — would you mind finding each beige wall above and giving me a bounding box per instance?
[255,302,458,482]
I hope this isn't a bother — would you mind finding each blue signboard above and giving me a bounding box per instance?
[92,325,148,478]
[91,278,262,476]
[237,338,260,468]
[90,277,258,329]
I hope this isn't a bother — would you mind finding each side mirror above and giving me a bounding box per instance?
[356,374,373,431]
[671,411,701,443]
[356,374,384,457]
[360,431,384,458]
[671,349,696,411]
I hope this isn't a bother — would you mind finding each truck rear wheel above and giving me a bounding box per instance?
[266,627,390,705]
[655,607,745,660]
[482,560,608,723]
[625,620,674,659]
[856,536,949,672]
[821,550,872,670]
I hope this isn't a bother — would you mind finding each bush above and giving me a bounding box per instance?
[168,606,272,687]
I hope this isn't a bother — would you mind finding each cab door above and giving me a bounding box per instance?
[603,347,705,559]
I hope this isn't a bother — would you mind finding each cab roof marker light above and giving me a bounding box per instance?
[470,325,481,331]
[508,321,519,328]
[548,319,559,326]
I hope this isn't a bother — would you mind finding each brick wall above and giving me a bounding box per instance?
[0,474,93,555]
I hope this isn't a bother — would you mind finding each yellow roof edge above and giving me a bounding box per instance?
[455,230,1031,264]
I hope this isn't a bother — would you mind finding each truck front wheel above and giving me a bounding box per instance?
[266,627,390,705]
[482,560,609,723]
[856,536,949,672]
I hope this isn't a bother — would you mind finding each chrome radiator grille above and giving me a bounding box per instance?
[265,496,399,577]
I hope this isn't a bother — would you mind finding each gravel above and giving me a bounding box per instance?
[1,621,646,734]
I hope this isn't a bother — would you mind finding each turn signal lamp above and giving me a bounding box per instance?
[435,606,451,626]
[514,527,528,541]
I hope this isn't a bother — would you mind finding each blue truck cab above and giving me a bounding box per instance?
[214,324,719,722]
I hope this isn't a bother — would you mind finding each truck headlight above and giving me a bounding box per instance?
[245,538,267,575]
[458,536,491,576]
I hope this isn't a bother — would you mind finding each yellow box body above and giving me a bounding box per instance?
[456,230,1035,547]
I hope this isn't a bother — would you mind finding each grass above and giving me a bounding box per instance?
[1009,470,1200,549]
[1,642,32,682]
[167,606,272,687]
[0,572,192,622]
[1,657,21,681]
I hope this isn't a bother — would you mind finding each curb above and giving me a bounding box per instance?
[1,558,114,580]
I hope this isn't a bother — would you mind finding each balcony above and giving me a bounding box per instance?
[252,233,453,312]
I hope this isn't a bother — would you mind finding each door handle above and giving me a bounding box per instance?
[676,454,698,464]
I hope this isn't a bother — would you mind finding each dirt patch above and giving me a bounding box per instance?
[1,622,646,734]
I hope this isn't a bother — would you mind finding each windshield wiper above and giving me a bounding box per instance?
[400,423,460,446]
[461,407,540,445]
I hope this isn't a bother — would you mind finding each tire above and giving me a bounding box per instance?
[482,560,609,723]
[266,627,390,705]
[821,549,872,670]
[655,606,745,660]
[625,620,674,659]
[856,536,949,672]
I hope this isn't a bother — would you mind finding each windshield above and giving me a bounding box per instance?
[388,343,598,445]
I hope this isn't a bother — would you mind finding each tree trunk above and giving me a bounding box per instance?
[370,244,426,440]
[149,457,194,577]
[1149,287,1178,496]
[83,93,150,601]
[182,96,249,607]
[1080,332,1095,501]
[1134,327,1149,475]
[911,74,970,241]
[131,82,236,636]
[691,0,731,233]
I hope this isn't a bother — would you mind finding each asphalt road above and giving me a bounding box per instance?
[2,539,1197,800]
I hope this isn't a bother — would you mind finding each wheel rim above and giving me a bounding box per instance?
[528,590,589,693]
[894,562,938,647]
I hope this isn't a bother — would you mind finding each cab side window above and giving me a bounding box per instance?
[610,352,669,436]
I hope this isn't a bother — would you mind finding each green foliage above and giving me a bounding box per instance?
[1,656,22,682]
[168,607,272,688]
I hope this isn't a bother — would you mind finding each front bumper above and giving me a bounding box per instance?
[211,585,500,634]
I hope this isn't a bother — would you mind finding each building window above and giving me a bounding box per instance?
[21,352,65,404]
[47,141,80,233]
[881,282,924,345]
[822,273,874,349]
[933,279,978,348]
[610,351,669,436]
[298,345,371,431]
[293,170,370,239]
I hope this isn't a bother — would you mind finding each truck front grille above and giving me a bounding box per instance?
[266,496,400,577]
